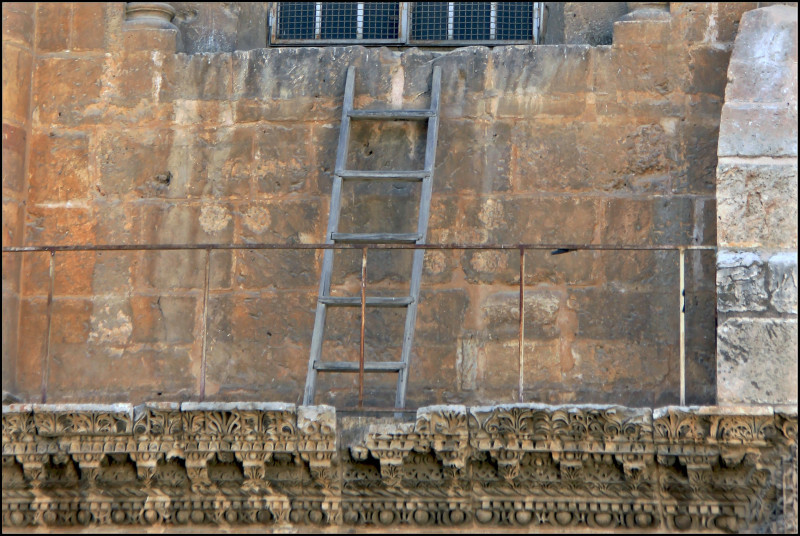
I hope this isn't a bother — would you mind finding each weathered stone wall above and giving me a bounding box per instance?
[2,3,748,410]
[171,2,269,54]
[715,5,798,405]
[543,2,628,45]
[2,3,35,398]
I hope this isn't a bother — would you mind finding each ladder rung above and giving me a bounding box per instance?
[337,170,429,181]
[331,232,421,243]
[319,296,414,307]
[314,361,406,372]
[349,109,435,120]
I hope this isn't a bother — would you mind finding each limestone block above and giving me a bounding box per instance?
[592,44,681,95]
[676,123,719,194]
[123,28,179,53]
[415,289,470,344]
[46,342,198,403]
[34,2,70,52]
[135,250,205,292]
[564,2,627,45]
[1,43,32,125]
[729,5,798,65]
[253,124,312,195]
[2,248,21,294]
[32,57,104,126]
[569,288,678,344]
[15,297,46,398]
[130,295,197,344]
[2,124,26,194]
[480,289,563,340]
[2,4,35,48]
[726,58,798,104]
[72,2,107,52]
[405,345,458,402]
[613,20,671,45]
[24,205,95,246]
[50,299,91,345]
[205,337,306,402]
[564,339,676,407]
[769,252,798,314]
[687,46,731,97]
[28,131,90,204]
[234,199,322,245]
[717,161,798,248]
[160,53,233,101]
[718,318,798,405]
[460,249,519,285]
[718,103,798,157]
[716,251,768,313]
[489,45,593,94]
[1,200,23,248]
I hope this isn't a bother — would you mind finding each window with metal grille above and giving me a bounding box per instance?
[271,2,542,45]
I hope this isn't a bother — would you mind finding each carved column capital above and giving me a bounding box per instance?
[123,3,180,52]
[124,3,177,30]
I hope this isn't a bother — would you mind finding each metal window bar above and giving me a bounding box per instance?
[410,2,537,45]
[5,242,712,408]
[271,2,540,45]
[273,2,406,44]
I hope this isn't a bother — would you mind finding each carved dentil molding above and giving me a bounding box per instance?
[2,402,796,531]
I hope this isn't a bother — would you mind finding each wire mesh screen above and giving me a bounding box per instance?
[275,2,402,42]
[321,2,357,40]
[411,2,535,43]
[273,2,537,44]
[275,2,317,40]
[496,2,535,40]
[363,2,401,39]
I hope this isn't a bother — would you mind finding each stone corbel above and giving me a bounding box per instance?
[297,406,338,491]
[15,453,46,487]
[489,448,523,481]
[416,406,470,473]
[234,450,272,490]
[364,422,417,487]
[71,452,104,485]
[129,451,160,485]
[552,450,585,477]
[184,451,214,491]
[614,451,651,475]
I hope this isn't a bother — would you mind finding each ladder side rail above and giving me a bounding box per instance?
[395,66,443,409]
[304,66,357,405]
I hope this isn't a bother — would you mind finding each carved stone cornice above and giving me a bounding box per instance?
[2,402,797,531]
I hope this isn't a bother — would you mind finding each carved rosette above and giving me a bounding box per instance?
[2,402,796,530]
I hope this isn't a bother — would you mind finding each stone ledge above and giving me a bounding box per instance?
[2,402,797,532]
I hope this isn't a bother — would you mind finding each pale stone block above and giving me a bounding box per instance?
[717,318,798,405]
[769,252,799,314]
[717,161,798,249]
[717,250,768,313]
[718,103,798,158]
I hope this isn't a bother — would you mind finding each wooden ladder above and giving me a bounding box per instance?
[303,66,442,409]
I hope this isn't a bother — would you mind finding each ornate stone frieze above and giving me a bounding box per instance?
[2,402,797,532]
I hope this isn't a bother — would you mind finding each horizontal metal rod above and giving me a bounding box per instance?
[2,243,717,253]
